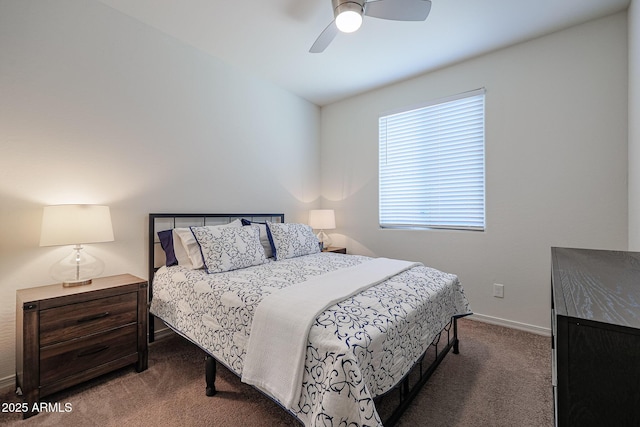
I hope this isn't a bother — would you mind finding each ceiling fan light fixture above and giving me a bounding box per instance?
[334,2,363,33]
[311,0,432,53]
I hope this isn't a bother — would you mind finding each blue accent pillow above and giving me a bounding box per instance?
[157,229,178,267]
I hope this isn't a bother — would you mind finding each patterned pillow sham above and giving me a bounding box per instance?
[174,219,242,269]
[266,222,320,261]
[240,219,275,258]
[190,225,266,273]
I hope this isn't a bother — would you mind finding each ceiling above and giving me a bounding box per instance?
[97,0,630,106]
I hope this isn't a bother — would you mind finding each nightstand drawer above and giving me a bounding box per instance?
[40,323,138,386]
[40,292,138,346]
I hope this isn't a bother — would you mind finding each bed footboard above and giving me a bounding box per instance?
[376,313,471,427]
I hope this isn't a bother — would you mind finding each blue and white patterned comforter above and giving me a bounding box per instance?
[150,252,471,426]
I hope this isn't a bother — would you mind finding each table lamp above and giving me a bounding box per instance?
[40,204,114,287]
[309,209,336,250]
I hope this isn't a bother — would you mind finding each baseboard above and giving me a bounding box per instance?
[469,313,551,336]
[152,316,551,339]
[149,326,176,342]
[0,374,15,394]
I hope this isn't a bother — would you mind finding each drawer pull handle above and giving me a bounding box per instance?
[77,312,110,323]
[77,345,109,357]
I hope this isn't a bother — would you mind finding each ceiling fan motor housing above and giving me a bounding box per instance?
[332,0,365,19]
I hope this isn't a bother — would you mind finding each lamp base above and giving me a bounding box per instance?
[316,230,333,249]
[51,245,103,287]
[62,279,93,287]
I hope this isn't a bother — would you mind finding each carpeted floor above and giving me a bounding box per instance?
[0,318,553,426]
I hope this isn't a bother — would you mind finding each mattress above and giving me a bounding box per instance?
[150,252,470,426]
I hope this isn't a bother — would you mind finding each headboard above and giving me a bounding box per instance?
[148,213,285,341]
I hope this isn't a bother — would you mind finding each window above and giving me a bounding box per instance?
[379,89,485,231]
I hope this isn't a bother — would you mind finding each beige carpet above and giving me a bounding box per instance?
[0,318,553,426]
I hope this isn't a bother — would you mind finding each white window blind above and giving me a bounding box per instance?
[379,89,485,231]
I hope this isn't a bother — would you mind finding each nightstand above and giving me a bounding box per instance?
[16,274,148,419]
[323,246,347,254]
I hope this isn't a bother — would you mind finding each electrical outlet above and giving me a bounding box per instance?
[493,283,504,298]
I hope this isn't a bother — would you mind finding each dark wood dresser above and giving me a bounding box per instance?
[16,274,148,418]
[551,247,640,426]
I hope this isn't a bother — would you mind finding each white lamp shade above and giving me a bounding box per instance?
[309,209,336,230]
[40,205,114,247]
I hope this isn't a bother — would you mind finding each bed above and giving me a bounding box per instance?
[148,213,471,426]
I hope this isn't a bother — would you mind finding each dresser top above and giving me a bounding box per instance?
[552,247,640,328]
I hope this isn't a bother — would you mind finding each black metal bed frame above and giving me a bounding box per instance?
[148,213,467,426]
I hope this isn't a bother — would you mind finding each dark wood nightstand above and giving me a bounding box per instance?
[16,274,148,419]
[323,246,347,254]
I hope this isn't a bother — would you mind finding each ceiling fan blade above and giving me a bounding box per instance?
[364,0,431,21]
[309,20,339,53]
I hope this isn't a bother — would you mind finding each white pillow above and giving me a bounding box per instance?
[190,225,266,273]
[173,219,242,269]
[171,229,193,268]
[266,222,320,261]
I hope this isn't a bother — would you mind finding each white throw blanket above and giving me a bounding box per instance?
[241,257,421,409]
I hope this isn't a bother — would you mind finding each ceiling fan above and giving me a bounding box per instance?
[309,0,432,53]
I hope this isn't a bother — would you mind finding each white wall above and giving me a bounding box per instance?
[629,0,640,250]
[320,13,628,332]
[0,0,320,385]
